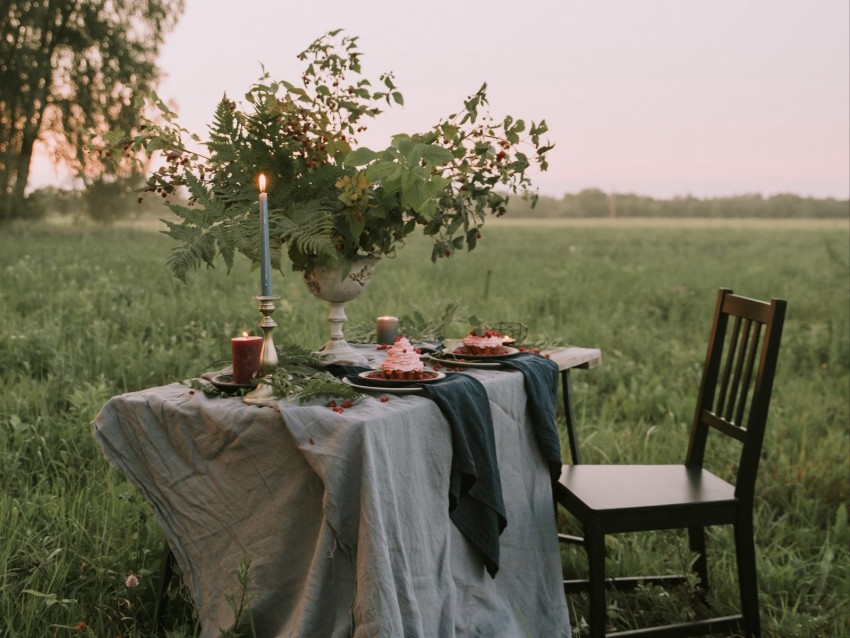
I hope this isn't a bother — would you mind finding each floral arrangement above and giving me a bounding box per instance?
[100,29,553,280]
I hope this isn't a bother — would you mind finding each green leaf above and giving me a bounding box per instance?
[395,135,414,156]
[440,124,459,139]
[345,147,378,166]
[366,161,402,182]
[418,199,438,219]
[420,144,454,167]
[406,144,424,168]
[402,178,430,210]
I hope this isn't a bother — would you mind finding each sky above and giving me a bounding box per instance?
[31,0,850,200]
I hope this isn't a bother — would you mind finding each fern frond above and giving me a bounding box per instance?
[275,342,325,368]
[165,231,217,283]
[345,301,467,343]
[264,369,364,404]
[284,201,338,259]
[295,373,364,404]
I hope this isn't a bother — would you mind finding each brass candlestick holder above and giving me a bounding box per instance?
[243,295,280,406]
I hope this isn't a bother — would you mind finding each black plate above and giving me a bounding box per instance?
[444,346,521,361]
[207,373,259,392]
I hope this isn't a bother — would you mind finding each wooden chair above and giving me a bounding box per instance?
[555,288,787,637]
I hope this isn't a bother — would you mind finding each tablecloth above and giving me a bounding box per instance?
[93,362,571,637]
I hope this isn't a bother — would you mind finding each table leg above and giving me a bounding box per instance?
[560,369,582,465]
[153,541,175,636]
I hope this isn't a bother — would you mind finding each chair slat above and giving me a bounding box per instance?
[716,315,741,416]
[724,318,752,422]
[734,323,762,426]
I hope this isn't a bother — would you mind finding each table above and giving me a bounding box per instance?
[93,346,600,637]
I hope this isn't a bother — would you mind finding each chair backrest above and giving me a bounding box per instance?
[685,288,787,504]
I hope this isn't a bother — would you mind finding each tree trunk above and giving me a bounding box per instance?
[0,1,70,221]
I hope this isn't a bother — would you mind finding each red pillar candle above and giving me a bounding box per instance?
[231,333,263,384]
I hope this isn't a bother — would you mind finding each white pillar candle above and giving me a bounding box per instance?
[376,316,399,345]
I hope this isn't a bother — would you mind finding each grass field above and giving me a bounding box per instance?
[1,218,848,637]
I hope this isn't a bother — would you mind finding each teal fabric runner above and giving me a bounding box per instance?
[420,374,506,578]
[331,364,507,577]
[497,353,563,479]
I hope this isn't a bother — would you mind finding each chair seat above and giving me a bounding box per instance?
[556,465,739,534]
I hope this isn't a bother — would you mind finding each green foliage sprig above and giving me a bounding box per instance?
[274,341,326,370]
[220,558,256,638]
[98,29,552,281]
[184,342,362,403]
[184,377,229,398]
[262,369,363,405]
[345,301,467,343]
[268,341,364,404]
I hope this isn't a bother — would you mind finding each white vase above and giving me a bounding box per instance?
[303,257,378,363]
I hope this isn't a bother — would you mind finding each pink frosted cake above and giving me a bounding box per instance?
[461,328,507,355]
[380,336,426,380]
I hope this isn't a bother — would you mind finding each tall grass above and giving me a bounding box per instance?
[1,221,847,636]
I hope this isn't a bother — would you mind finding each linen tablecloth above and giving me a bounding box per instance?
[93,364,571,637]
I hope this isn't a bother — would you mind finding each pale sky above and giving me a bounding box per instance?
[31,0,850,199]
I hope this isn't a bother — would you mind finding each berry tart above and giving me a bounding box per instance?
[461,328,508,355]
[379,336,427,380]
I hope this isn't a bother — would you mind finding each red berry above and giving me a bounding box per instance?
[380,396,389,402]
[342,401,353,408]
[327,400,337,408]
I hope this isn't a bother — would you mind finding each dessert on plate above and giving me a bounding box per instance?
[461,328,508,355]
[379,336,427,379]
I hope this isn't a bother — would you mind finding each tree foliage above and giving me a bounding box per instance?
[0,0,185,221]
[507,189,850,219]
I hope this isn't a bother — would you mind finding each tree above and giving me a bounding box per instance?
[0,0,185,221]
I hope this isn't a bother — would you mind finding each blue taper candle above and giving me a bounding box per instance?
[259,174,272,297]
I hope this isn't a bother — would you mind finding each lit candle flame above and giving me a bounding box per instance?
[259,174,267,192]
[242,331,249,338]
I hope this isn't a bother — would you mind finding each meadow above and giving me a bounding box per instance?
[1,218,848,637]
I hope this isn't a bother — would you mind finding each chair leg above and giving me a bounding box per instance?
[688,526,709,591]
[585,530,607,638]
[734,518,762,637]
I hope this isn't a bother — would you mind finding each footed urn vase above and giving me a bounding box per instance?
[303,257,378,364]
